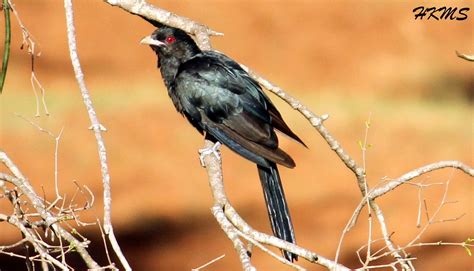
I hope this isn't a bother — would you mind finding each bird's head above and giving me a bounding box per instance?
[140,26,201,62]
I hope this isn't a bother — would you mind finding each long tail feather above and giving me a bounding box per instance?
[257,162,297,262]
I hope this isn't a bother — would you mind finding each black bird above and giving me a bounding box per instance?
[141,26,305,261]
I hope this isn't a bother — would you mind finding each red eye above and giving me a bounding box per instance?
[165,36,176,44]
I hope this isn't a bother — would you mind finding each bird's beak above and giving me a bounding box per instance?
[140,36,165,47]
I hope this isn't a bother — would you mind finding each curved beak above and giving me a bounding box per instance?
[140,36,165,47]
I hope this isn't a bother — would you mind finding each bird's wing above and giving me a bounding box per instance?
[179,51,306,145]
[173,53,296,168]
[204,51,305,146]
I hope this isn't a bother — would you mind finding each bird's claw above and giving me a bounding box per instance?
[198,142,222,167]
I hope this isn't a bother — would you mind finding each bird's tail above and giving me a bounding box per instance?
[257,162,297,262]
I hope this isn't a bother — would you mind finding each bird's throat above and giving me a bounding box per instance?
[158,56,181,89]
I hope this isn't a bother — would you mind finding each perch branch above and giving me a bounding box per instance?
[200,141,351,271]
[202,140,255,271]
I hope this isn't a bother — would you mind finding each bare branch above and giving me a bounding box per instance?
[192,254,225,271]
[244,64,414,269]
[241,65,365,183]
[14,114,64,199]
[235,230,306,271]
[8,0,49,116]
[349,161,473,228]
[62,0,130,269]
[103,0,222,50]
[6,215,68,270]
[0,152,100,269]
[456,51,474,62]
[211,205,255,271]
[200,141,351,271]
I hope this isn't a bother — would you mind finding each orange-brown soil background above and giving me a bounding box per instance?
[0,1,472,270]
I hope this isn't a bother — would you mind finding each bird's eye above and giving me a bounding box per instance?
[165,36,176,44]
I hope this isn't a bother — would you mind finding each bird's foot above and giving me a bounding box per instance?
[198,142,222,167]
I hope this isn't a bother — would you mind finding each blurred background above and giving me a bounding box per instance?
[1,0,472,270]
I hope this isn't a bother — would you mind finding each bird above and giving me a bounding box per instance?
[141,26,305,262]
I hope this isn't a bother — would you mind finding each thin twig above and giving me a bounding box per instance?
[235,230,306,271]
[8,0,49,116]
[14,113,64,199]
[349,161,473,228]
[31,70,50,116]
[361,114,373,267]
[97,218,118,270]
[6,215,68,271]
[455,51,474,62]
[192,254,226,271]
[406,178,453,247]
[53,128,64,199]
[370,201,408,269]
[0,152,100,269]
[63,0,130,269]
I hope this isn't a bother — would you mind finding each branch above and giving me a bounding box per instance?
[7,0,49,115]
[242,52,413,271]
[63,0,130,269]
[103,0,222,50]
[5,214,69,270]
[242,65,365,181]
[200,141,351,271]
[0,151,100,269]
[201,140,255,271]
[192,254,225,271]
[349,160,473,228]
[456,51,474,62]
